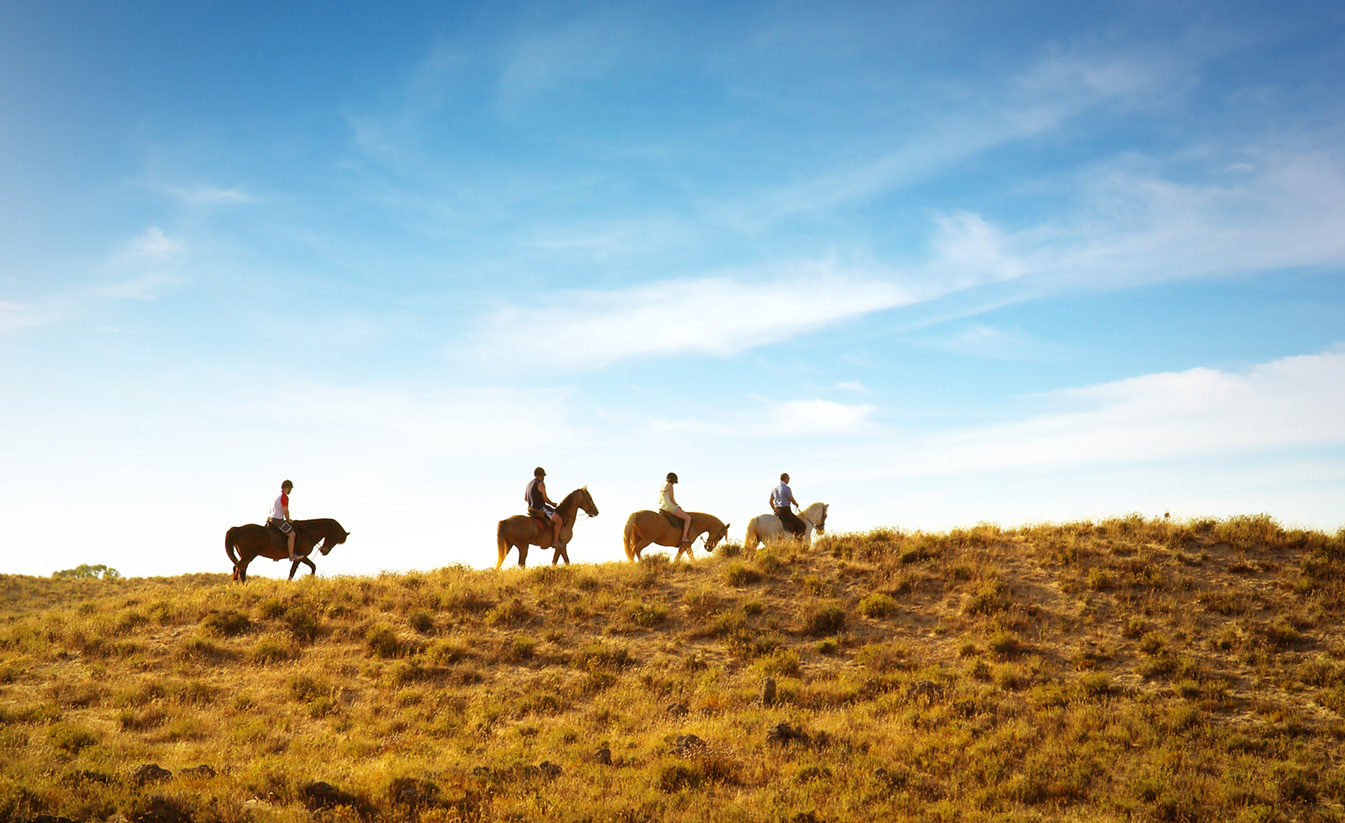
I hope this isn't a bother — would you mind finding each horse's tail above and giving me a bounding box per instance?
[622,514,637,562]
[496,520,509,570]
[744,518,759,553]
[225,527,242,580]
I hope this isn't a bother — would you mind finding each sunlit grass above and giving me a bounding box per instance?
[1,515,1343,820]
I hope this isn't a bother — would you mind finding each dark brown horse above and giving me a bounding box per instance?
[225,518,350,582]
[496,487,598,568]
[623,510,730,562]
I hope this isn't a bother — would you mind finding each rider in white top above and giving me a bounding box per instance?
[661,472,692,546]
[267,479,298,562]
[770,472,806,537]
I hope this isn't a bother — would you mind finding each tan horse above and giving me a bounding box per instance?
[744,502,828,551]
[496,487,598,569]
[623,510,730,562]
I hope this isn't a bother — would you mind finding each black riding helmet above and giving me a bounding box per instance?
[666,472,678,483]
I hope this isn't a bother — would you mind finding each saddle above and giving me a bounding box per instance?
[527,508,552,532]
[660,510,682,529]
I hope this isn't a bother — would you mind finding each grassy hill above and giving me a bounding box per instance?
[2,516,1344,822]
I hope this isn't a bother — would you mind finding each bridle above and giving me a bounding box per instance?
[796,505,826,532]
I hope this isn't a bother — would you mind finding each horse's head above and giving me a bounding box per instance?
[580,486,598,518]
[320,525,350,556]
[706,521,731,551]
[816,504,828,535]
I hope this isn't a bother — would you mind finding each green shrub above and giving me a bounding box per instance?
[285,607,324,643]
[408,610,435,634]
[48,722,99,753]
[657,759,704,792]
[724,563,761,586]
[366,625,401,658]
[626,599,668,628]
[251,637,298,664]
[202,610,251,637]
[806,603,846,636]
[857,593,897,618]
[987,630,1023,658]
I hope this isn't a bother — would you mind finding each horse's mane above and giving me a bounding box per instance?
[558,487,588,508]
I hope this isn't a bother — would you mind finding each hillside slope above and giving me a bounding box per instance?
[2,516,1344,822]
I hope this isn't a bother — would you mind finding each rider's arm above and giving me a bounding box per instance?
[540,481,557,507]
[789,490,799,509]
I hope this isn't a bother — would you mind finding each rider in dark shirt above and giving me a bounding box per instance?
[524,467,565,549]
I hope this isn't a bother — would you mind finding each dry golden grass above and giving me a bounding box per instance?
[2,514,1344,822]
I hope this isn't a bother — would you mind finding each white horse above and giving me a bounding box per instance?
[743,502,829,551]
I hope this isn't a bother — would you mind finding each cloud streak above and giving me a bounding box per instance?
[876,347,1345,477]
[462,263,913,370]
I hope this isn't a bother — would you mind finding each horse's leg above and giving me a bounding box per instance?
[239,558,251,582]
[305,557,317,576]
[518,545,529,568]
[288,559,300,580]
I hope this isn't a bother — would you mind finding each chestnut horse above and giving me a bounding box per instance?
[496,487,598,569]
[623,510,730,562]
[225,518,350,582]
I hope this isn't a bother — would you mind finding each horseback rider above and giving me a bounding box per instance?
[661,472,693,547]
[771,472,807,538]
[524,467,565,551]
[267,479,298,563]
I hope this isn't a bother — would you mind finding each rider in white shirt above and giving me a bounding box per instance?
[771,473,806,537]
[267,479,297,562]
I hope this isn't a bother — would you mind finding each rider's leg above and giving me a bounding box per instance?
[287,530,297,561]
[678,509,692,543]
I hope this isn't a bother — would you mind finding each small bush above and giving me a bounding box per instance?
[503,637,535,662]
[285,607,324,643]
[367,625,401,658]
[657,759,704,792]
[48,722,99,753]
[251,637,299,664]
[724,563,761,587]
[806,604,846,636]
[987,630,1023,658]
[485,598,533,627]
[626,599,668,628]
[408,610,435,634]
[682,587,721,618]
[715,541,743,559]
[1087,568,1115,591]
[754,648,801,677]
[857,593,897,618]
[202,610,251,637]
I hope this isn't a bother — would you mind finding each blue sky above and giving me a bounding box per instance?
[2,0,1343,577]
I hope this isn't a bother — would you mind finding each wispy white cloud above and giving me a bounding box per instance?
[918,150,1345,296]
[711,47,1203,230]
[495,14,641,116]
[160,184,255,207]
[89,273,184,300]
[652,398,876,438]
[123,226,183,260]
[917,324,1059,361]
[877,347,1345,477]
[461,262,912,370]
[0,302,40,334]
